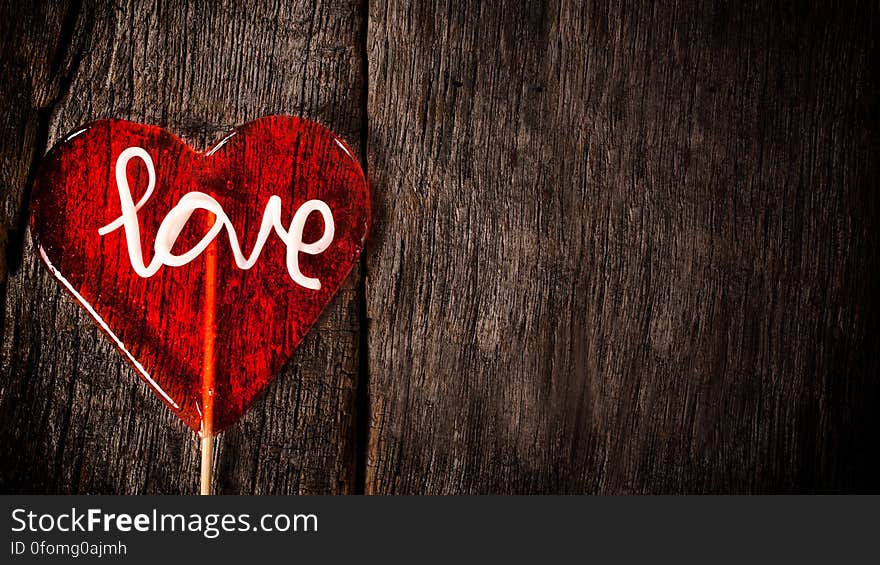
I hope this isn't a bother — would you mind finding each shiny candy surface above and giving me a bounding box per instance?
[31,117,370,433]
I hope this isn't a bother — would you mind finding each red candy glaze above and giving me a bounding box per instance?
[30,117,369,433]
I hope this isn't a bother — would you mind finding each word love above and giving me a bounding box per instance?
[98,147,335,290]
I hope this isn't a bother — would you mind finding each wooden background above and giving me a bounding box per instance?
[1,0,878,494]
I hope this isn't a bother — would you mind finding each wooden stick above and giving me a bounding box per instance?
[200,434,214,495]
[200,238,218,495]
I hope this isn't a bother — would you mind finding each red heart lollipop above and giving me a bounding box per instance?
[30,116,370,435]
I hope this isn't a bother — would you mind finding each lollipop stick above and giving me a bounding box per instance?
[200,434,214,495]
[200,238,218,495]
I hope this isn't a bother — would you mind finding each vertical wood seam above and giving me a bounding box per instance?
[354,0,371,495]
[1,2,89,283]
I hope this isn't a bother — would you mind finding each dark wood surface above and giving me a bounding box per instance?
[1,0,365,495]
[2,1,879,494]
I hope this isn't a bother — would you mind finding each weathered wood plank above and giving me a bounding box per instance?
[0,0,366,494]
[365,1,880,493]
[4,0,879,495]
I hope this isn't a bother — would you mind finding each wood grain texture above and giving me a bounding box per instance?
[364,1,880,493]
[2,0,879,494]
[0,0,366,494]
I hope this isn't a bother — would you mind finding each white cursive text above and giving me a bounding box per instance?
[98,147,334,290]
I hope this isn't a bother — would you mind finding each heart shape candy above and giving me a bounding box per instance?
[30,117,369,433]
